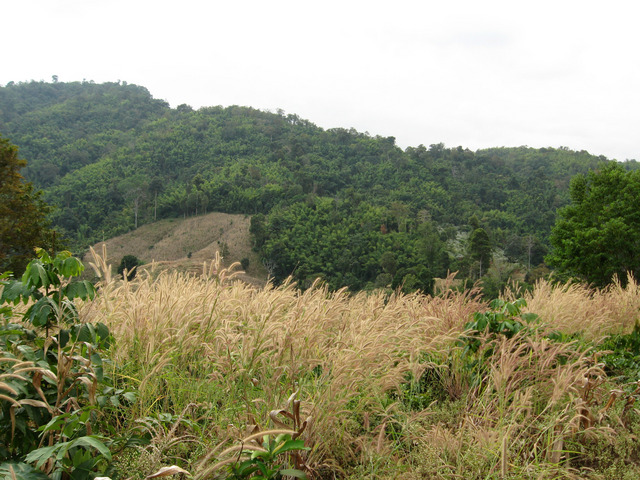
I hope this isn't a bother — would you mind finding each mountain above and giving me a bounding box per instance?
[2,80,638,293]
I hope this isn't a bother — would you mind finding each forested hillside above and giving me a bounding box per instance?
[1,80,638,293]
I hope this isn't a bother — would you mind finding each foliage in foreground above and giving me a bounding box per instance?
[3,247,640,479]
[80,249,640,479]
[0,249,119,479]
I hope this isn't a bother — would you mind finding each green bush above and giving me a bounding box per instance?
[0,249,122,478]
[240,257,250,271]
[460,298,540,354]
[117,255,140,280]
[598,324,640,380]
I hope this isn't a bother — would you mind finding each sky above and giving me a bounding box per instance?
[4,0,639,161]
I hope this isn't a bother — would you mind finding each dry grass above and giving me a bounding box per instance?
[513,274,640,340]
[390,332,631,479]
[76,249,640,478]
[82,248,485,471]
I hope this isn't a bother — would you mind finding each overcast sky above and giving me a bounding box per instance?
[4,0,639,161]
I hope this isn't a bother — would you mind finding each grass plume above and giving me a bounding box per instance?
[76,248,640,479]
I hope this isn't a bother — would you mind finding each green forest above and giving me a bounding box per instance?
[1,80,638,294]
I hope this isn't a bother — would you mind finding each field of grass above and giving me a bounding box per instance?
[4,247,640,479]
[71,246,640,479]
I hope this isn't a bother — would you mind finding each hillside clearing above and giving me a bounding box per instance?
[82,212,267,284]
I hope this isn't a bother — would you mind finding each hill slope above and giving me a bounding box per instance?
[3,79,639,292]
[84,211,266,284]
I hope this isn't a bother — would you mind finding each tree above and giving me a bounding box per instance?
[120,175,148,229]
[547,163,640,287]
[379,251,398,276]
[469,227,492,278]
[0,136,54,274]
[148,177,164,221]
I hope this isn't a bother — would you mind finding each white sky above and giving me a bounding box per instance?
[4,0,639,161]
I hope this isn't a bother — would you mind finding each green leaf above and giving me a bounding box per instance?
[71,446,92,466]
[58,328,70,348]
[95,323,111,348]
[23,261,49,289]
[250,449,270,460]
[505,302,519,316]
[272,439,309,455]
[25,444,62,469]
[63,281,96,301]
[513,298,527,309]
[39,414,69,433]
[58,255,84,278]
[279,468,308,479]
[0,328,27,337]
[489,298,504,310]
[123,391,137,403]
[90,352,103,366]
[68,436,112,462]
[63,419,81,439]
[75,324,96,343]
[521,312,539,323]
[235,461,259,476]
[0,461,51,480]
[35,248,52,263]
[0,280,34,304]
[26,297,56,327]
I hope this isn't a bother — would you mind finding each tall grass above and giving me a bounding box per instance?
[515,274,640,339]
[79,248,640,479]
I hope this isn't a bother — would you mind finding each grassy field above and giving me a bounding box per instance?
[69,246,640,479]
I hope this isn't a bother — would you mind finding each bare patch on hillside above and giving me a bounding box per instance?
[84,212,267,285]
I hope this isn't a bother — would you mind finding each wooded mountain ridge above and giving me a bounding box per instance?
[1,80,638,293]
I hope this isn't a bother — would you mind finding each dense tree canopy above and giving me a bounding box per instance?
[3,79,640,293]
[257,197,450,291]
[547,163,640,287]
[0,135,54,274]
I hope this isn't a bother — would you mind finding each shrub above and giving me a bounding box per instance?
[240,257,250,271]
[598,324,640,380]
[0,249,119,478]
[117,255,140,280]
[460,298,540,355]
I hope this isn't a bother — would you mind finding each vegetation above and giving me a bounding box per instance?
[3,79,639,295]
[547,162,640,287]
[4,77,640,476]
[0,245,639,478]
[0,135,54,275]
[255,198,449,291]
[0,249,115,479]
[117,255,140,281]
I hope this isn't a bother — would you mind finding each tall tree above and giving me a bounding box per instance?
[469,227,492,278]
[120,175,148,229]
[0,136,54,274]
[148,177,164,221]
[547,163,640,287]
